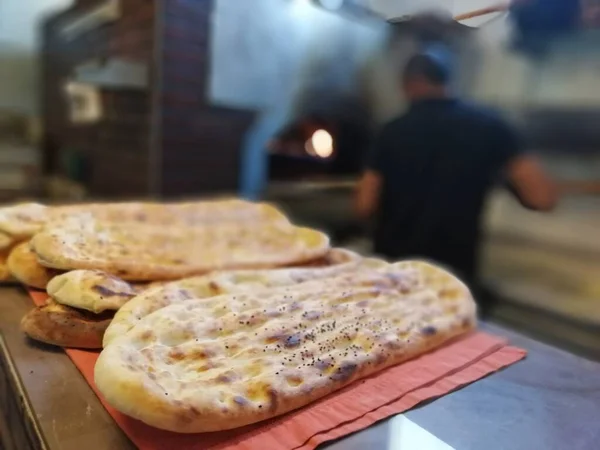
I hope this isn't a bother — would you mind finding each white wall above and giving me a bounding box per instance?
[0,0,72,115]
[530,34,600,107]
[210,0,383,112]
[369,0,600,109]
[471,17,600,109]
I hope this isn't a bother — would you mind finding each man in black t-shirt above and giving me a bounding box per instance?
[355,49,557,284]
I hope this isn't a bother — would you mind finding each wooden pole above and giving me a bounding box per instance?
[453,2,511,21]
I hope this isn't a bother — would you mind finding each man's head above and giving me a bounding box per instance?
[402,48,453,101]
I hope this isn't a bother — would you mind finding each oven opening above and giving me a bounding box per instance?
[268,115,370,181]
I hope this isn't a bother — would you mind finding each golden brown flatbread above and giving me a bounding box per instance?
[7,242,59,289]
[103,248,361,347]
[0,231,16,252]
[0,251,16,283]
[48,200,288,228]
[31,218,330,281]
[0,203,48,239]
[21,298,114,349]
[0,199,288,241]
[47,270,146,313]
[95,261,476,432]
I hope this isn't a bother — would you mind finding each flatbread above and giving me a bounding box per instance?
[0,199,287,240]
[357,256,390,271]
[7,242,59,289]
[47,270,146,314]
[0,203,48,239]
[103,249,361,347]
[31,218,330,281]
[21,298,114,349]
[0,252,15,283]
[48,200,288,228]
[152,200,287,225]
[95,261,476,433]
[0,231,16,251]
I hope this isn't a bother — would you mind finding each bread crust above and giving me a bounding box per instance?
[0,251,16,283]
[0,199,288,241]
[103,249,361,347]
[0,231,16,252]
[47,270,142,313]
[7,241,59,289]
[31,220,330,281]
[21,299,114,349]
[0,203,48,239]
[95,261,476,433]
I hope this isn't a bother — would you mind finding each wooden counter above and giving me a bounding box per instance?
[1,287,599,450]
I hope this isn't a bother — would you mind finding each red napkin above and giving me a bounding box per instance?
[29,289,526,450]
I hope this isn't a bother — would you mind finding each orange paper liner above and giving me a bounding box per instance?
[29,289,526,450]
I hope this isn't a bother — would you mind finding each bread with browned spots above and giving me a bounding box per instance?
[103,248,362,347]
[31,218,330,281]
[7,241,60,289]
[95,261,476,432]
[21,298,115,349]
[0,199,289,241]
[47,270,146,313]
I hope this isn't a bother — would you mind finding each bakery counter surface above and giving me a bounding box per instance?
[1,287,599,450]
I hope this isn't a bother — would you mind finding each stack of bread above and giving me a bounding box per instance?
[2,198,477,433]
[1,199,289,286]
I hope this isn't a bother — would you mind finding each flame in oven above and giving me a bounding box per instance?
[305,129,334,159]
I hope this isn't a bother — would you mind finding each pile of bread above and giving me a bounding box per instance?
[2,199,477,433]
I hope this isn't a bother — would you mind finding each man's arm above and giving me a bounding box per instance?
[506,154,559,211]
[491,114,559,212]
[355,169,382,219]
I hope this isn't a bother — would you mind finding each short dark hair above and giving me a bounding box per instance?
[403,48,453,86]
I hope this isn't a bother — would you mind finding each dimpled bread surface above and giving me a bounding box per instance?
[47,270,143,313]
[102,249,362,347]
[95,261,476,433]
[31,218,330,281]
[0,199,287,240]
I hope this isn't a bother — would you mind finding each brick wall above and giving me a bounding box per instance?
[41,0,156,198]
[158,0,255,197]
[42,0,256,198]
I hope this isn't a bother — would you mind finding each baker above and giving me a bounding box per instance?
[355,47,558,299]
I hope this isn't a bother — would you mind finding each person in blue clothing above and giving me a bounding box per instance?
[355,48,557,288]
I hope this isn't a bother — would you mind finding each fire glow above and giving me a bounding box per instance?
[305,129,334,159]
